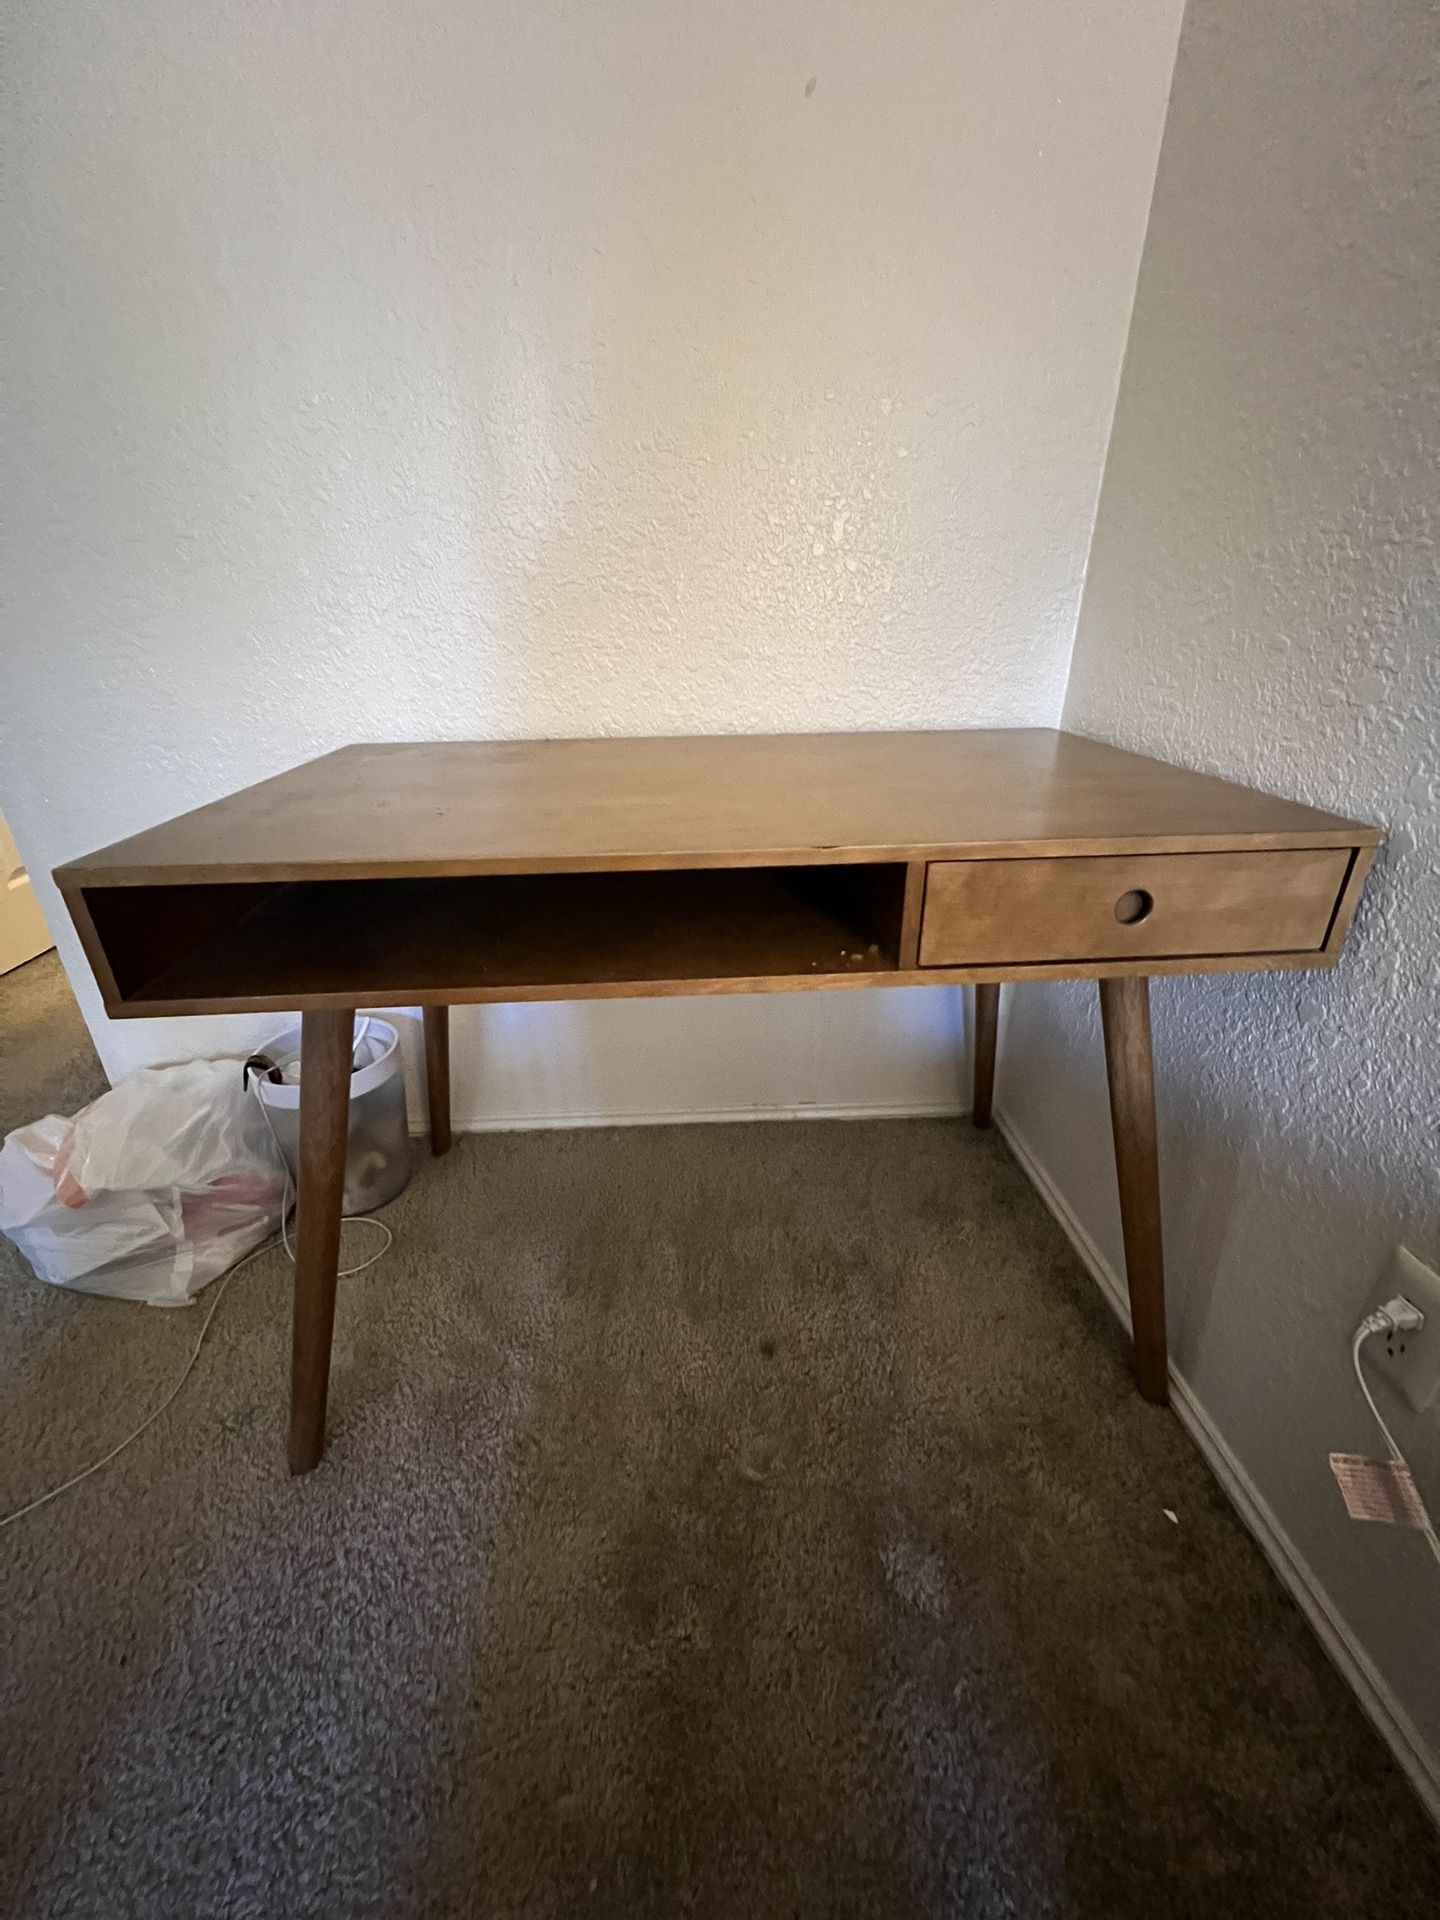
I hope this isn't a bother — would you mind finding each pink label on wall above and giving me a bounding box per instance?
[1329,1453,1432,1530]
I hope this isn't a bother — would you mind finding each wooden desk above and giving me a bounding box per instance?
[55,731,1378,1474]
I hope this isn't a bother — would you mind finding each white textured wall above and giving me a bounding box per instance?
[999,0,1440,1760]
[0,0,1183,1116]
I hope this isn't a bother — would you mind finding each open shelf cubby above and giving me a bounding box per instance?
[82,863,911,1012]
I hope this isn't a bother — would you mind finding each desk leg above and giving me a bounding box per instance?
[424,1005,452,1156]
[971,984,999,1128]
[1098,977,1168,1405]
[289,1007,354,1475]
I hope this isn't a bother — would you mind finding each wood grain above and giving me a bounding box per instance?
[101,945,1352,1020]
[289,1008,355,1476]
[1098,977,1168,1405]
[919,849,1351,967]
[424,1005,452,1157]
[64,729,1376,1473]
[56,732,1379,1022]
[897,860,927,968]
[55,731,1379,888]
[971,984,999,1129]
[1321,845,1377,956]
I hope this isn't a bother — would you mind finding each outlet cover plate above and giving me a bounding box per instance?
[1365,1247,1440,1414]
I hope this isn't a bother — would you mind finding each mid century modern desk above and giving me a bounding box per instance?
[55,730,1378,1474]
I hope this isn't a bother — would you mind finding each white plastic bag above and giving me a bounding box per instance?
[0,1059,287,1306]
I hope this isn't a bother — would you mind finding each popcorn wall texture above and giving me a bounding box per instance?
[0,0,1182,1103]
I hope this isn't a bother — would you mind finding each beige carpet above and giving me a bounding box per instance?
[2,953,1437,1918]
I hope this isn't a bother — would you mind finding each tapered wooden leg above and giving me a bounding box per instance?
[1098,976,1168,1405]
[971,983,1000,1128]
[424,1005,452,1156]
[289,1008,354,1475]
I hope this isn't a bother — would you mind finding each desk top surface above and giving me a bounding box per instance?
[58,730,1377,887]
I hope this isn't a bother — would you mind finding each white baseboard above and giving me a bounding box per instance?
[994,1105,1440,1823]
[415,1097,967,1136]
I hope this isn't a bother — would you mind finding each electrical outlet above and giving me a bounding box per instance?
[1365,1248,1440,1414]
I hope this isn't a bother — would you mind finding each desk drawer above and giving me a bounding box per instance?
[918,849,1352,967]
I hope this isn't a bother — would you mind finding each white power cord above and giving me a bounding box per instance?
[0,1080,393,1530]
[1,1234,272,1529]
[1351,1298,1440,1569]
